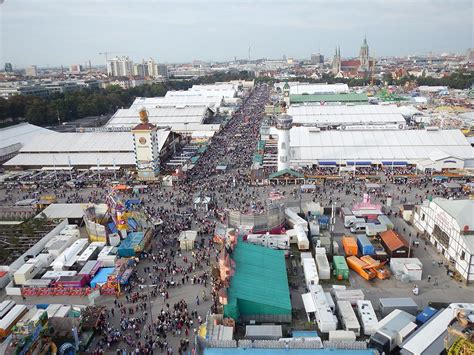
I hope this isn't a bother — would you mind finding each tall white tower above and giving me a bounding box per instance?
[276,113,293,171]
[132,108,160,181]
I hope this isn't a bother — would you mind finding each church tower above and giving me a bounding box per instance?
[332,46,341,74]
[359,37,370,72]
[132,108,160,181]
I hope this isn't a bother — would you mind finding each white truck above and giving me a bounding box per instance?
[365,223,388,236]
[369,310,417,353]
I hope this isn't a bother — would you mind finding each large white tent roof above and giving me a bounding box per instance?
[4,130,171,167]
[130,96,223,110]
[286,127,473,162]
[0,123,57,157]
[106,105,208,128]
[287,105,405,125]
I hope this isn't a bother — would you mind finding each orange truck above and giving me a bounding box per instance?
[360,255,391,280]
[346,256,376,281]
[342,236,358,256]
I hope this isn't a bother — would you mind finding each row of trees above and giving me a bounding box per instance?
[382,70,473,90]
[0,71,255,127]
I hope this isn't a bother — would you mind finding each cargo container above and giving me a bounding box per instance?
[337,300,361,336]
[359,255,391,280]
[0,305,28,339]
[300,252,313,261]
[379,298,418,317]
[415,306,438,325]
[332,241,339,255]
[333,289,365,306]
[356,300,378,336]
[369,310,417,353]
[346,256,376,280]
[366,223,388,237]
[332,256,349,280]
[377,215,394,230]
[315,254,330,280]
[357,234,375,255]
[328,330,356,342]
[314,247,326,255]
[342,236,358,256]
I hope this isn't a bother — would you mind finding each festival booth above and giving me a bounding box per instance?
[352,194,383,219]
[179,230,198,251]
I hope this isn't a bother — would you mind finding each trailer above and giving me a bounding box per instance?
[0,301,15,320]
[309,220,320,237]
[357,234,375,255]
[356,300,378,336]
[337,300,361,336]
[76,244,100,267]
[369,310,417,353]
[346,255,376,281]
[379,298,418,317]
[13,261,41,285]
[377,215,394,230]
[245,233,290,250]
[324,292,336,313]
[366,223,387,237]
[315,254,331,280]
[302,257,319,287]
[285,208,308,232]
[97,246,118,267]
[0,305,28,339]
[50,238,88,270]
[295,224,309,250]
[342,236,358,256]
[306,284,338,333]
[333,289,365,306]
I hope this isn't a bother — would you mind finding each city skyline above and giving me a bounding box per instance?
[1,0,472,67]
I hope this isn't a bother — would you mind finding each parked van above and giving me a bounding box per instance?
[345,217,366,228]
[350,223,368,233]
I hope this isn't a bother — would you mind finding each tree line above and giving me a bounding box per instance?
[0,70,255,127]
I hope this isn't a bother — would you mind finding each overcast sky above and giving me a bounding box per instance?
[1,0,472,68]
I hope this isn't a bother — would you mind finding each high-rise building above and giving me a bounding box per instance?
[157,64,168,78]
[107,56,133,77]
[276,113,293,172]
[359,37,370,72]
[133,63,148,77]
[25,65,38,77]
[311,53,324,64]
[147,58,156,77]
[4,63,13,73]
